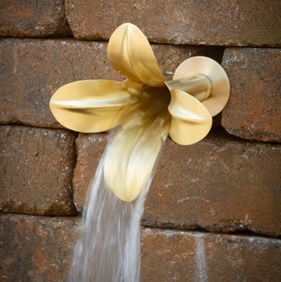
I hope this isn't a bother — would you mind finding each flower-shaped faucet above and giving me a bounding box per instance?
[50,23,230,202]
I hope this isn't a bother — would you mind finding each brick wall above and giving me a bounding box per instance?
[1,1,281,281]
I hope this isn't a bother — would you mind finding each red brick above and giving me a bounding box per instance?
[1,214,280,281]
[0,39,121,128]
[141,228,281,282]
[72,129,281,236]
[65,0,281,46]
[151,44,208,80]
[143,132,281,237]
[222,48,281,142]
[0,0,71,37]
[73,133,108,212]
[0,38,205,128]
[0,214,79,282]
[141,229,196,281]
[0,126,77,215]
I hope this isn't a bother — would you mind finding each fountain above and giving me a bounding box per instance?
[50,23,230,281]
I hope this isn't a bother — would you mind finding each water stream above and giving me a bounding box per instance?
[67,84,171,282]
[68,143,152,282]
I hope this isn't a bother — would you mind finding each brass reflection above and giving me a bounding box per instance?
[50,23,230,202]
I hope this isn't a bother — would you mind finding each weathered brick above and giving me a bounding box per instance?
[151,44,208,79]
[1,214,280,281]
[0,125,77,215]
[73,130,281,237]
[141,229,281,282]
[222,48,281,142]
[73,133,108,212]
[141,229,196,281]
[144,132,281,237]
[0,0,71,37]
[0,214,79,282]
[0,38,205,128]
[65,0,281,46]
[0,39,120,128]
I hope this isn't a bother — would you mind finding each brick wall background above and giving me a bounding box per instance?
[1,1,281,281]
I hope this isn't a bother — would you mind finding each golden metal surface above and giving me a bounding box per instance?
[173,56,230,117]
[108,23,164,87]
[166,74,212,102]
[50,80,136,133]
[49,23,230,202]
[168,88,212,145]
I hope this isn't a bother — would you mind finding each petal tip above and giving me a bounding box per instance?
[168,89,212,145]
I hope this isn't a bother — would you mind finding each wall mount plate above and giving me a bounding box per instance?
[173,56,230,117]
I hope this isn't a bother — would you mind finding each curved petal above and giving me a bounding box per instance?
[103,95,170,202]
[104,118,169,202]
[49,80,135,133]
[108,23,164,87]
[168,89,212,145]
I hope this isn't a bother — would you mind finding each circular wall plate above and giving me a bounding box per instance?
[173,56,230,117]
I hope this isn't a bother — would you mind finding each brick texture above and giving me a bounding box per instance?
[0,214,79,282]
[0,0,71,37]
[0,38,206,128]
[0,39,121,128]
[65,0,281,46]
[141,229,281,282]
[1,1,280,281]
[1,214,280,282]
[0,125,77,215]
[73,130,281,237]
[143,132,281,237]
[222,48,281,142]
[73,133,108,212]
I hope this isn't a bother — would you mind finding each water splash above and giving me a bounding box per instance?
[68,140,153,282]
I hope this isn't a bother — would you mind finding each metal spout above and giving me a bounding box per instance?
[166,74,213,103]
[169,56,230,117]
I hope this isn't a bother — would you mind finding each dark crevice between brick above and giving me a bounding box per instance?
[141,223,281,240]
[69,133,80,216]
[0,122,78,133]
[0,211,81,220]
[211,125,281,146]
[210,126,246,142]
[0,121,27,127]
[0,32,75,40]
[204,46,226,63]
[1,210,279,240]
[0,123,80,144]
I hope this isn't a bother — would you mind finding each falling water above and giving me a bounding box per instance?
[67,82,171,282]
[68,139,153,282]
